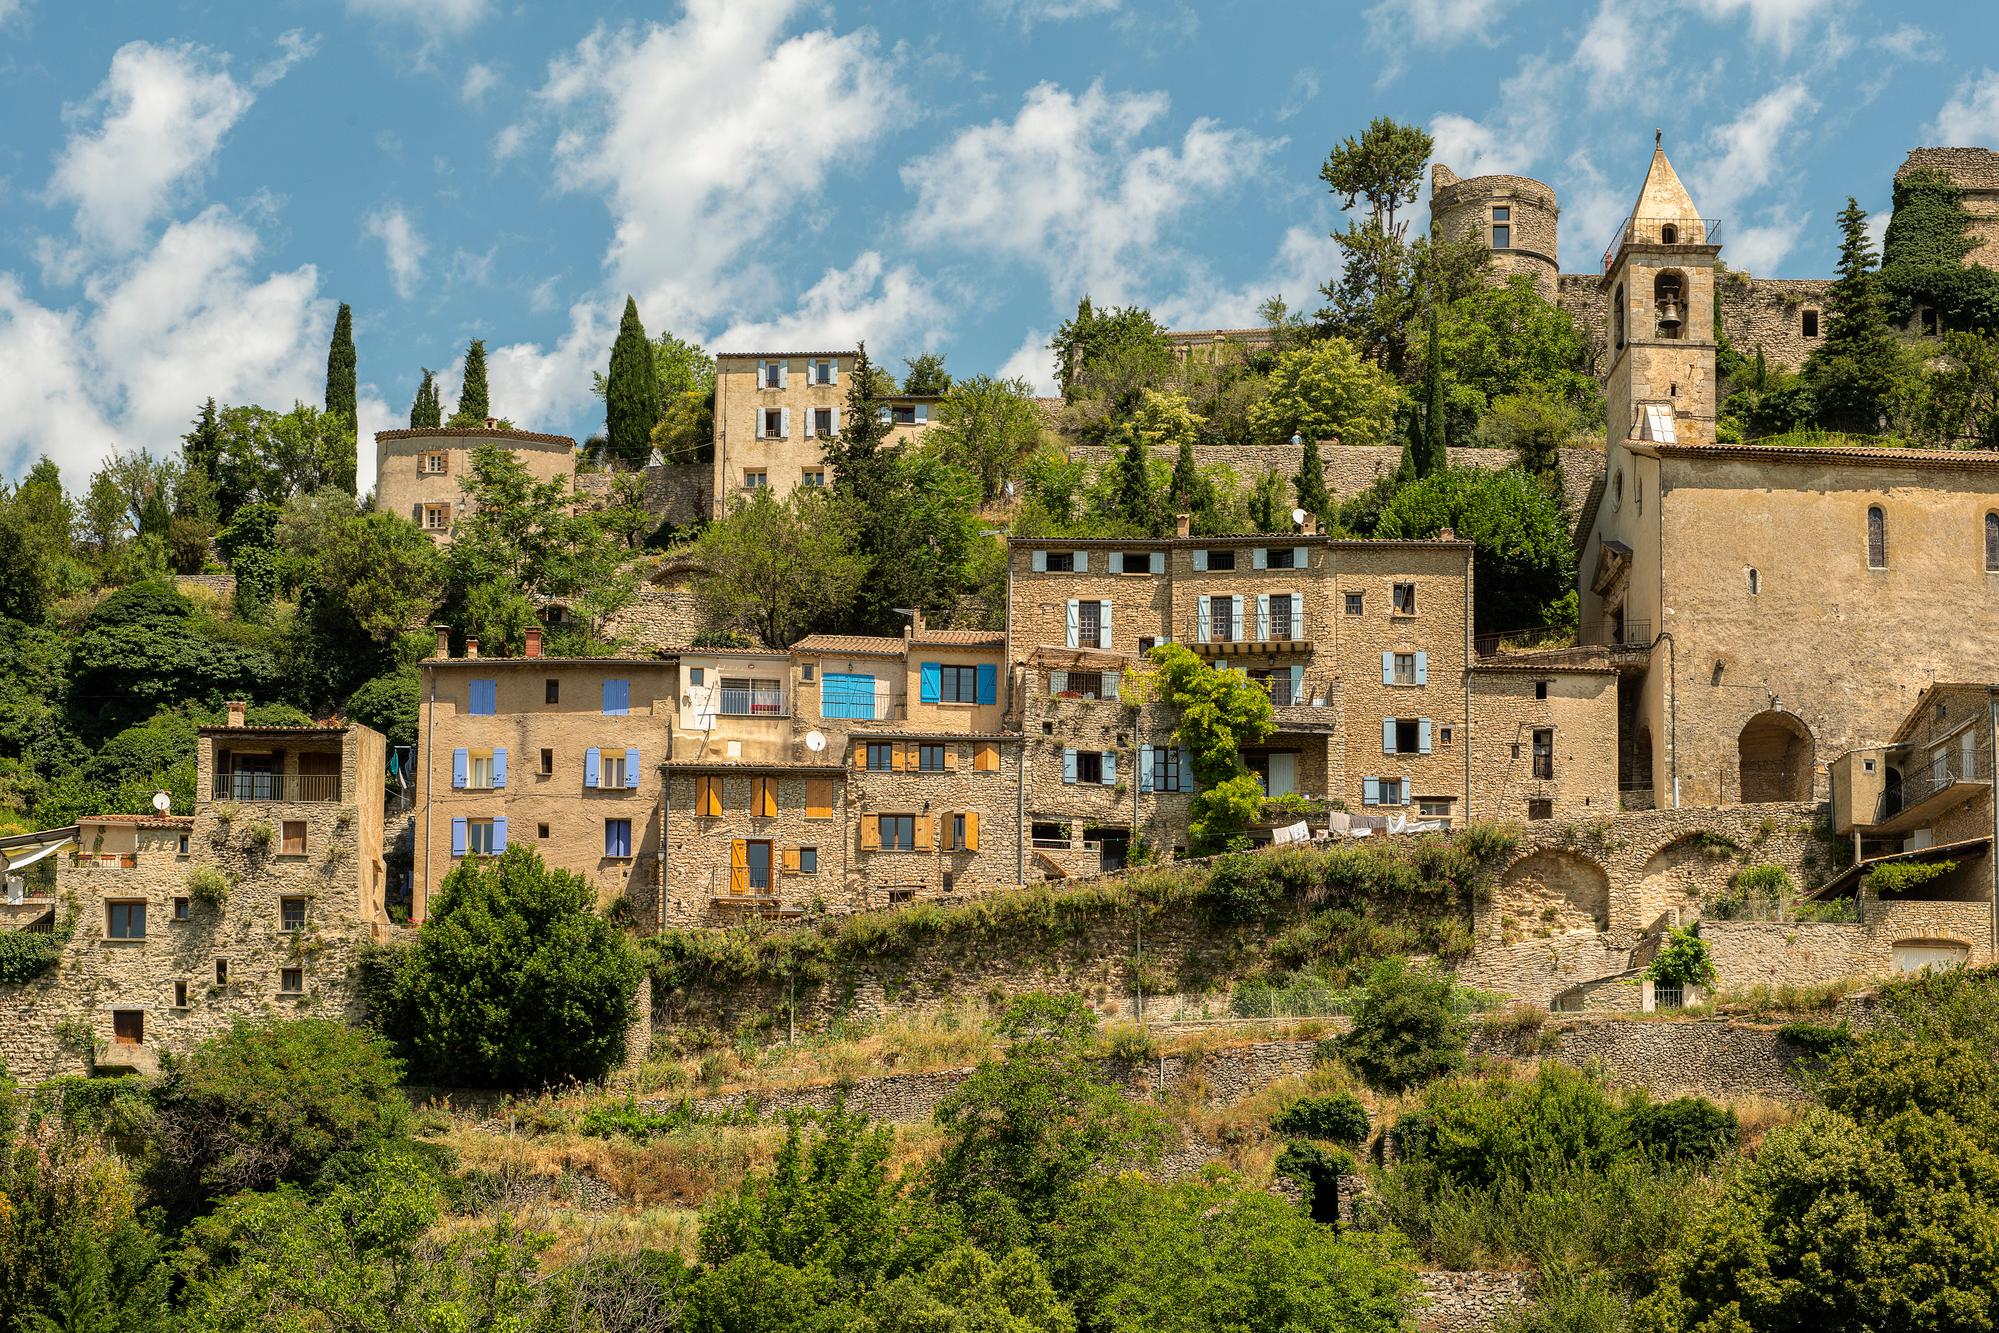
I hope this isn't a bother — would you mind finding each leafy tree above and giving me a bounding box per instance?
[1293,435,1332,530]
[641,330,718,463]
[929,995,1168,1252]
[1644,927,1715,988]
[1106,426,1161,534]
[902,352,952,396]
[408,368,442,429]
[1625,1097,1739,1168]
[375,844,643,1087]
[1247,337,1401,446]
[1805,198,1915,434]
[693,487,867,648]
[1246,466,1291,534]
[928,374,1045,503]
[144,1018,410,1222]
[1335,956,1470,1092]
[324,301,357,483]
[0,490,54,625]
[345,670,421,753]
[604,296,661,468]
[448,338,490,426]
[66,583,279,741]
[1913,329,1999,447]
[1053,299,1175,442]
[80,468,128,553]
[1146,644,1277,852]
[1272,1092,1370,1146]
[1427,274,1599,416]
[1479,392,1577,478]
[1372,466,1573,635]
[207,403,357,514]
[855,451,986,633]
[1318,117,1433,373]
[182,397,223,480]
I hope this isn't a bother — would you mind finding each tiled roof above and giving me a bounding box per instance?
[199,724,349,735]
[1472,661,1619,675]
[424,654,672,668]
[661,759,847,774]
[792,634,907,656]
[716,350,856,360]
[375,427,576,446]
[80,814,193,825]
[912,630,1006,647]
[850,729,1021,741]
[1007,535,1471,549]
[1642,443,1999,471]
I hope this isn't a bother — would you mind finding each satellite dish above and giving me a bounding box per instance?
[804,730,827,753]
[151,791,172,815]
[1291,508,1307,526]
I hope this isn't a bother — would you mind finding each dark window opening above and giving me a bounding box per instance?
[1392,582,1417,615]
[1534,680,1549,700]
[1074,751,1104,784]
[866,743,895,772]
[1205,549,1236,571]
[1802,310,1819,338]
[545,679,559,704]
[1985,513,1998,572]
[1077,600,1103,647]
[215,959,229,986]
[1867,505,1886,569]
[1532,729,1555,781]
[1395,718,1420,752]
[280,967,303,994]
[1268,547,1297,569]
[1661,223,1678,244]
[1032,821,1069,847]
[1044,551,1075,572]
[1345,592,1364,616]
[1527,798,1554,821]
[540,748,554,775]
[113,1011,143,1046]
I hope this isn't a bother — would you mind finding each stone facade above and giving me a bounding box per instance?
[1467,665,1621,823]
[1898,147,1999,270]
[373,426,577,542]
[711,352,851,513]
[1702,896,1995,990]
[1417,1272,1535,1333]
[1,721,392,1086]
[573,461,711,529]
[602,559,708,652]
[1431,163,1561,301]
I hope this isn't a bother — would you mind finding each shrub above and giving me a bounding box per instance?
[1272,1092,1371,1147]
[1403,1064,1631,1192]
[1334,957,1472,1093]
[1864,859,1958,895]
[1203,853,1283,924]
[187,865,234,907]
[1645,927,1716,988]
[242,819,276,852]
[1777,1020,1857,1059]
[0,929,65,985]
[1624,1096,1739,1166]
[1274,1141,1356,1223]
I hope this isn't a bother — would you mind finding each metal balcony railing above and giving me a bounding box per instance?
[1600,215,1723,270]
[1184,611,1311,647]
[1580,619,1653,649]
[1877,746,1993,823]
[718,686,786,717]
[210,772,343,803]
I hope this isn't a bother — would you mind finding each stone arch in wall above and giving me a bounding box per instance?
[1497,849,1611,937]
[1892,938,1971,974]
[1634,834,1732,932]
[1738,710,1815,803]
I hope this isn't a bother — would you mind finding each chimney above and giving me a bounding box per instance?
[465,637,480,659]
[433,624,451,658]
[1174,511,1192,538]
[1440,526,1457,541]
[484,416,498,430]
[1299,513,1318,536]
[906,608,926,640]
[524,626,543,659]
[225,699,246,728]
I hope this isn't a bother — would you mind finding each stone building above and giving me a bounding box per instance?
[0,709,393,1084]
[1430,164,1561,301]
[1467,664,1621,823]
[374,424,578,541]
[1896,147,1999,270]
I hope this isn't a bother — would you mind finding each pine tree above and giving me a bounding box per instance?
[1418,302,1447,477]
[325,302,356,433]
[1170,439,1201,511]
[450,339,490,426]
[182,398,222,478]
[604,296,661,468]
[1293,436,1331,528]
[410,369,442,428]
[1804,198,1909,434]
[825,342,895,490]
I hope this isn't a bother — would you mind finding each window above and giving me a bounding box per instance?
[1392,653,1418,686]
[918,744,947,772]
[420,451,447,474]
[936,664,979,702]
[1209,597,1236,640]
[752,776,778,816]
[467,818,497,855]
[812,407,833,437]
[949,813,969,850]
[802,663,817,682]
[890,403,919,425]
[1393,719,1420,753]
[1120,551,1151,574]
[813,359,836,385]
[1418,797,1454,819]
[974,742,1001,772]
[802,467,826,487]
[1268,597,1295,640]
[1660,223,1678,244]
[1493,205,1509,221]
[1439,726,1453,747]
[720,676,783,715]
[1802,309,1820,338]
[1044,551,1075,572]
[798,847,819,875]
[1077,599,1103,647]
[1345,592,1364,616]
[1867,505,1886,569]
[879,815,916,851]
[537,822,550,839]
[540,748,554,776]
[1155,746,1183,793]
[888,888,916,905]
[1921,306,1940,336]
[1392,582,1417,615]
[1205,549,1236,571]
[1268,547,1297,570]
[1986,514,1998,572]
[866,743,895,772]
[1377,778,1407,805]
[1032,821,1069,846]
[745,469,769,489]
[1492,222,1510,248]
[280,967,303,994]
[280,896,306,931]
[1074,751,1104,784]
[468,752,495,789]
[763,360,784,388]
[173,980,188,1007]
[545,679,560,704]
[1063,670,1104,698]
[113,1011,143,1046]
[422,503,451,532]
[1527,798,1554,821]
[689,667,705,686]
[173,897,190,921]
[215,958,229,986]
[177,833,190,856]
[695,775,723,816]
[107,901,146,939]
[600,752,628,789]
[605,819,632,858]
[468,678,497,715]
[1532,728,1555,781]
[1534,680,1549,700]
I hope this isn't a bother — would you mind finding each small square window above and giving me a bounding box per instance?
[1492,205,1510,222]
[919,744,947,772]
[173,897,190,921]
[215,959,229,986]
[802,663,817,682]
[280,967,303,994]
[799,846,819,875]
[107,901,146,939]
[1074,751,1104,784]
[803,467,826,487]
[1862,758,1877,774]
[173,980,188,1007]
[1044,551,1075,572]
[1534,680,1549,700]
[112,1010,143,1046]
[177,834,190,856]
[1438,727,1454,747]
[745,469,769,489]
[1268,547,1297,570]
[689,667,705,686]
[537,822,551,839]
[545,679,560,704]
[281,821,306,856]
[1392,583,1417,615]
[280,896,307,931]
[888,888,916,905]
[1527,798,1554,821]
[1345,592,1364,616]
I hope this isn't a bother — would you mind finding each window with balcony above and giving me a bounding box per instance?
[812,359,836,385]
[1209,597,1237,640]
[107,901,146,939]
[720,676,784,715]
[1249,669,1295,706]
[812,407,833,437]
[762,361,784,389]
[1063,670,1105,699]
[823,672,877,719]
[1268,597,1294,640]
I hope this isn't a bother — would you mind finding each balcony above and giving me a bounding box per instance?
[70,852,138,869]
[1183,612,1313,656]
[717,685,786,717]
[1870,747,1992,834]
[211,772,343,803]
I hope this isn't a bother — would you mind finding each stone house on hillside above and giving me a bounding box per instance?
[373,424,578,541]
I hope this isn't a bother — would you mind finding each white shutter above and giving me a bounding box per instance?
[1252,547,1268,570]
[1110,552,1124,574]
[1290,593,1303,636]
[1099,600,1112,648]
[915,403,928,424]
[1197,596,1211,642]
[1381,652,1394,685]
[1050,670,1069,694]
[1363,776,1380,806]
[1289,664,1304,703]
[830,405,841,435]
[1151,552,1163,574]
[1230,596,1243,640]
[1192,549,1207,572]
[780,407,791,439]
[1139,744,1155,793]
[778,360,790,389]
[753,409,765,440]
[1103,670,1120,699]
[1383,719,1398,753]
[1065,599,1080,649]
[756,359,768,387]
[1419,719,1433,754]
[828,359,839,385]
[1256,594,1270,641]
[1032,550,1048,573]
[1100,751,1117,785]
[1416,652,1429,685]
[1074,551,1089,572]
[1293,546,1309,568]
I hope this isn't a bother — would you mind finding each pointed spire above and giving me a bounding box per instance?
[1626,139,1706,247]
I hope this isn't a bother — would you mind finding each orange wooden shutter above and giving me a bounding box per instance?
[945,745,959,771]
[891,744,907,771]
[915,814,934,850]
[696,776,721,816]
[965,811,979,850]
[852,744,867,769]
[860,815,881,851]
[782,846,801,874]
[753,776,777,816]
[805,778,833,819]
[728,840,748,894]
[975,742,999,772]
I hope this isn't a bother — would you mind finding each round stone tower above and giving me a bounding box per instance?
[1431,163,1561,301]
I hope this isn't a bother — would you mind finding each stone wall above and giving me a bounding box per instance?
[1557,270,1832,375]
[1418,1271,1535,1333]
[172,574,237,604]
[1467,667,1621,824]
[574,462,711,528]
[1703,895,1993,990]
[1509,1017,1806,1100]
[603,562,707,652]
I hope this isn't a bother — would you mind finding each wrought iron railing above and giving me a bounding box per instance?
[1877,746,1993,823]
[718,686,786,717]
[211,772,342,802]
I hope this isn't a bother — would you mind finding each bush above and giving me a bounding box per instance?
[344,670,421,753]
[186,865,234,907]
[242,819,276,852]
[0,929,65,985]
[1272,1092,1371,1147]
[1864,859,1958,895]
[1274,1141,1356,1223]
[1645,927,1715,988]
[1203,853,1283,924]
[1334,957,1471,1093]
[373,845,643,1088]
[1625,1096,1739,1167]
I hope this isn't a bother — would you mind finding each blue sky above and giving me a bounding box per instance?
[2,0,1996,492]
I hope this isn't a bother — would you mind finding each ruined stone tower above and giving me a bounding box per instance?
[1430,163,1561,301]
[1601,139,1718,450]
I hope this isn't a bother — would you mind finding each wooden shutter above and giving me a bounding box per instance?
[805,778,833,818]
[852,744,868,769]
[753,777,777,817]
[729,841,749,894]
[891,744,907,771]
[975,742,999,772]
[915,814,934,850]
[964,812,979,851]
[945,745,960,771]
[782,847,801,874]
[860,816,881,851]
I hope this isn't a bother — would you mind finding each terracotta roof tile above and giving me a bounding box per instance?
[911,630,1006,647]
[80,814,194,825]
[792,634,907,656]
[375,427,576,447]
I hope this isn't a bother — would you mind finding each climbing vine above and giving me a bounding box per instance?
[1145,644,1276,853]
[1881,168,1999,333]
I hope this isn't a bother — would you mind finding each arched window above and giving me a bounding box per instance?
[1661,223,1678,244]
[1653,271,1686,340]
[1614,284,1626,351]
[1867,505,1886,569]
[1985,512,1998,572]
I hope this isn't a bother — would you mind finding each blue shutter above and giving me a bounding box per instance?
[1293,546,1309,568]
[1032,550,1047,572]
[1065,600,1080,649]
[469,680,496,715]
[603,679,630,716]
[452,748,468,789]
[1179,748,1195,792]
[1419,719,1433,754]
[1139,744,1155,792]
[1074,551,1089,572]
[1230,596,1243,640]
[1256,594,1270,641]
[1101,751,1117,785]
[1252,547,1268,570]
[625,748,641,788]
[823,673,876,720]
[1099,600,1112,647]
[1197,596,1211,642]
[1290,594,1303,636]
[1192,549,1207,572]
[585,748,601,788]
[1063,749,1077,785]
[976,663,997,705]
[493,748,507,788]
[493,817,508,852]
[1415,652,1429,685]
[920,661,942,703]
[1383,719,1397,754]
[451,817,467,856]
[1381,652,1394,685]
[1363,777,1380,806]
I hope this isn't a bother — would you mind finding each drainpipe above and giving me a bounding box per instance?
[1988,688,1998,963]
[1462,549,1473,824]
[420,663,434,923]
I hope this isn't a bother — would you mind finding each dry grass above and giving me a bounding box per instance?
[622,1007,1004,1098]
[1697,976,1876,1019]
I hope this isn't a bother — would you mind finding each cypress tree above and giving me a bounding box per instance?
[1293,435,1332,528]
[410,369,442,428]
[1170,439,1201,511]
[451,339,490,426]
[1805,198,1907,434]
[1111,426,1157,533]
[325,302,357,432]
[182,398,222,478]
[826,342,895,488]
[1417,303,1446,477]
[604,296,661,468]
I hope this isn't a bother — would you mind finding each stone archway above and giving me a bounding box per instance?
[1738,710,1814,804]
[1635,834,1727,931]
[1497,850,1612,938]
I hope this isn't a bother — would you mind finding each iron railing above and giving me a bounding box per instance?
[718,686,786,717]
[1652,983,1685,1011]
[1877,745,1994,823]
[211,772,342,802]
[1182,611,1311,647]
[1601,216,1723,270]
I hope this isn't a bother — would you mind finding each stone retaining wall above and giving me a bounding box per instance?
[574,462,710,528]
[1418,1271,1535,1333]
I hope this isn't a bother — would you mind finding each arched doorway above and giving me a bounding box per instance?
[1738,711,1814,803]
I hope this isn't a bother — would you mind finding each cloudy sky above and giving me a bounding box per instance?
[1,0,1995,491]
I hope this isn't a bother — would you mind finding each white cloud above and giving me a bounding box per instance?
[45,41,255,254]
[1727,211,1810,273]
[1277,68,1320,123]
[539,0,905,333]
[1154,225,1340,332]
[713,251,948,354]
[253,29,319,88]
[354,387,396,496]
[364,203,428,299]
[1877,25,1940,61]
[1930,69,1999,144]
[1688,80,1816,221]
[0,0,25,31]
[984,0,1120,26]
[344,0,489,39]
[1366,0,1514,81]
[902,80,1277,310]
[492,122,527,161]
[998,329,1058,397]
[1427,55,1561,183]
[1688,0,1838,57]
[1574,0,1656,106]
[483,307,613,436]
[461,61,500,103]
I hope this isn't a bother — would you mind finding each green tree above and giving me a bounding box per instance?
[1106,426,1160,534]
[449,338,490,426]
[324,301,357,484]
[902,352,953,396]
[1318,117,1434,373]
[928,374,1045,503]
[66,583,279,741]
[1419,303,1447,476]
[1805,198,1914,434]
[0,490,54,625]
[376,844,643,1087]
[1373,466,1573,635]
[408,368,442,429]
[1247,337,1402,446]
[1052,299,1174,442]
[1293,435,1332,529]
[1881,166,1999,333]
[1479,392,1577,478]
[1430,274,1599,416]
[182,397,223,480]
[825,341,897,493]
[1336,956,1470,1092]
[345,670,421,753]
[1246,466,1290,534]
[1145,644,1277,852]
[693,487,867,648]
[604,296,661,468]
